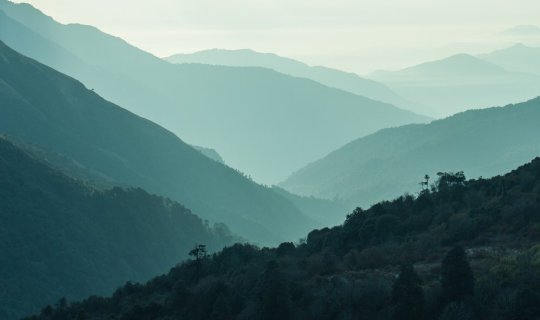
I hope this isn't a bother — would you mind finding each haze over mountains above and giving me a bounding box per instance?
[0,39,323,245]
[1,1,540,319]
[0,0,429,184]
[478,43,540,76]
[370,48,540,117]
[165,48,417,111]
[281,98,540,208]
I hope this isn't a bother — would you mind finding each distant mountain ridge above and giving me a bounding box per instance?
[281,97,540,208]
[0,0,429,184]
[478,43,540,75]
[370,52,540,117]
[0,39,319,245]
[165,48,418,111]
[371,54,508,81]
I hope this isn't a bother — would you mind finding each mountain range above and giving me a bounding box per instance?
[165,48,417,111]
[0,0,429,184]
[478,43,540,76]
[0,39,323,245]
[2,1,540,319]
[281,97,540,208]
[370,50,540,117]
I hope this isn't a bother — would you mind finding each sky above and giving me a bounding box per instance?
[11,0,540,74]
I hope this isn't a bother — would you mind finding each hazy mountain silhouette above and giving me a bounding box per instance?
[478,43,540,75]
[0,137,236,320]
[165,48,417,111]
[0,40,320,245]
[370,53,540,117]
[281,97,540,208]
[0,0,429,184]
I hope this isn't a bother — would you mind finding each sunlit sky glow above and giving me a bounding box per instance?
[11,0,540,74]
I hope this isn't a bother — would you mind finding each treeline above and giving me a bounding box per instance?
[25,157,540,319]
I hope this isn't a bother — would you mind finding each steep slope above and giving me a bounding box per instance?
[0,0,429,184]
[370,54,540,117]
[165,48,417,111]
[281,98,540,208]
[478,43,540,75]
[24,158,540,320]
[0,137,235,320]
[0,40,317,245]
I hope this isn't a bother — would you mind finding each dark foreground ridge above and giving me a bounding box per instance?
[0,137,235,319]
[26,157,540,320]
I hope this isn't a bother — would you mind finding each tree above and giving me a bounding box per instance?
[392,264,424,320]
[189,244,207,281]
[441,246,474,305]
[189,244,207,261]
[419,174,430,195]
[435,172,466,191]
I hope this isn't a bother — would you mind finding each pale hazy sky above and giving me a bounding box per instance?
[11,0,540,74]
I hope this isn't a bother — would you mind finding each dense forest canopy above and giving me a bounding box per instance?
[26,157,540,320]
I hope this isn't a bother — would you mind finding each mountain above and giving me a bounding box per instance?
[280,98,540,208]
[165,48,417,111]
[0,137,236,320]
[0,40,319,245]
[370,53,540,117]
[24,157,540,320]
[0,0,429,184]
[478,43,540,75]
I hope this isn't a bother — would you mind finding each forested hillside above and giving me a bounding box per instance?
[0,137,236,320]
[26,157,540,320]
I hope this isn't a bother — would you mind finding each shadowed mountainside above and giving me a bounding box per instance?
[0,40,319,245]
[0,137,236,320]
